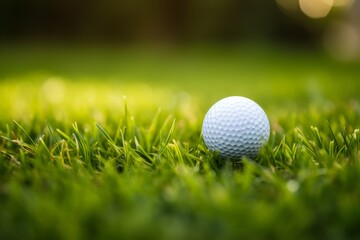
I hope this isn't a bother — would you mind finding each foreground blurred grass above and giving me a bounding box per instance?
[1,44,360,239]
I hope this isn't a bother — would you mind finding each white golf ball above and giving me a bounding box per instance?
[202,96,270,159]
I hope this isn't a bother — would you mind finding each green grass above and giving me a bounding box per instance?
[1,44,360,240]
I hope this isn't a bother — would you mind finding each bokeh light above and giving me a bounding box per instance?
[299,0,334,19]
[42,77,65,103]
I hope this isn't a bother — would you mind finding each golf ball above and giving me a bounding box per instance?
[202,96,270,159]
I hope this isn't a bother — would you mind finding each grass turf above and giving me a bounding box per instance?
[1,44,360,239]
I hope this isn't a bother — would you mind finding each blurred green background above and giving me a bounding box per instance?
[1,0,360,96]
[0,0,359,55]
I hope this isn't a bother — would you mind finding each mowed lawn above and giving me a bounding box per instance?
[0,44,360,240]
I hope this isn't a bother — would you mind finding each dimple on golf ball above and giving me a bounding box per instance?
[202,96,270,159]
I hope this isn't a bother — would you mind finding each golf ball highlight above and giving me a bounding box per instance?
[202,96,270,158]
